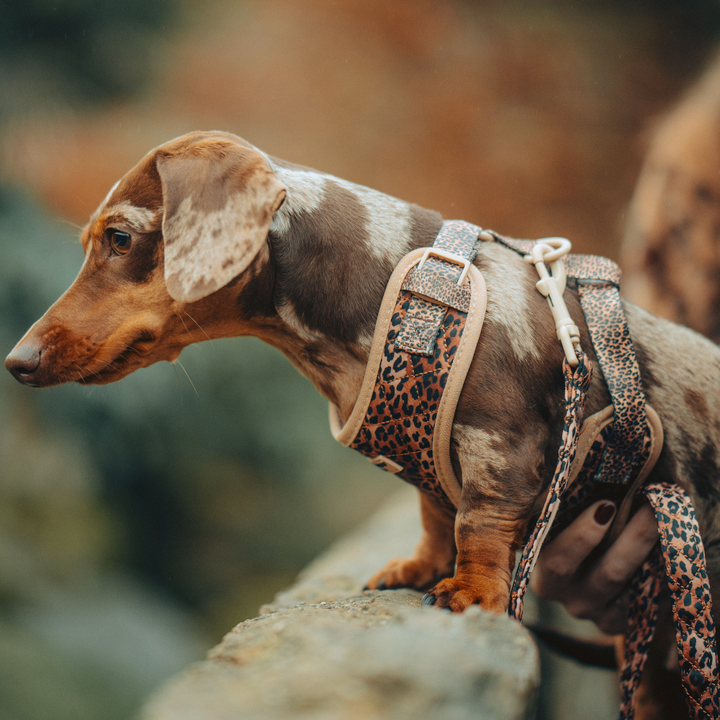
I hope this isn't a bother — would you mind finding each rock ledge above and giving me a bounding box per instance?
[139,488,539,720]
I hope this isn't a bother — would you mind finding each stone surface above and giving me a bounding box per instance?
[139,487,540,720]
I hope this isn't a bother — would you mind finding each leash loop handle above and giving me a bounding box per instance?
[525,237,581,366]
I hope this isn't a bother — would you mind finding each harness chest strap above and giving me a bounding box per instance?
[331,223,664,530]
[329,220,488,512]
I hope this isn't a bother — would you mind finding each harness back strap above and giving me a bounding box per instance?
[492,235,652,487]
[330,221,488,511]
[566,255,652,485]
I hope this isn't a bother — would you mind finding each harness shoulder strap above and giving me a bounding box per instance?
[330,220,488,511]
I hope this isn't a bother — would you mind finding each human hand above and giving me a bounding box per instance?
[531,500,659,635]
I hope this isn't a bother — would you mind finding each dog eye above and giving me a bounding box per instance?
[109,230,132,255]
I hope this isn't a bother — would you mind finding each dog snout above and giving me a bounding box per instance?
[5,339,42,386]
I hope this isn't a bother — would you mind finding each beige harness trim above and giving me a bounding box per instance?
[609,404,664,542]
[531,403,664,524]
[332,234,663,520]
[329,250,428,447]
[329,246,488,508]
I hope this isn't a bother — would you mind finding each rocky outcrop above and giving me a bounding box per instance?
[139,488,539,720]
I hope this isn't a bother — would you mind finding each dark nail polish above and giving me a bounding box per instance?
[594,502,616,526]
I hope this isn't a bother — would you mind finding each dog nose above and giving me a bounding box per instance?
[5,341,42,385]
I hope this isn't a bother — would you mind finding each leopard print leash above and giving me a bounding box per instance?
[620,483,720,720]
[509,353,594,621]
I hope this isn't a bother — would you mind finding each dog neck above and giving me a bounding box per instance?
[248,159,444,421]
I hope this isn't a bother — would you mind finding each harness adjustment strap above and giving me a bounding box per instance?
[395,221,480,356]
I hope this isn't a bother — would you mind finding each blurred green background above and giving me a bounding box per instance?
[1,1,719,719]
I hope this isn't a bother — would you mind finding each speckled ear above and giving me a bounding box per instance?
[157,139,286,303]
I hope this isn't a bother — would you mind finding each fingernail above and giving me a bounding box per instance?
[594,502,616,526]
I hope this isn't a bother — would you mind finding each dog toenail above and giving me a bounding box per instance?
[422,593,436,606]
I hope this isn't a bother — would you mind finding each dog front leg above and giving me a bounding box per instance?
[422,424,544,614]
[424,503,523,613]
[366,490,457,591]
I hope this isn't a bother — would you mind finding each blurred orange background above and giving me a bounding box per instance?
[2,0,712,256]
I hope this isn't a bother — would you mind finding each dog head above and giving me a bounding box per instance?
[4,131,286,387]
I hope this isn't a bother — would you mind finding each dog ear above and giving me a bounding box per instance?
[157,139,286,303]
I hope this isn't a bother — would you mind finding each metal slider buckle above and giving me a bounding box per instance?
[416,248,472,286]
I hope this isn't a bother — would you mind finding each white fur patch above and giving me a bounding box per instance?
[355,330,374,354]
[452,423,509,498]
[87,180,121,226]
[277,300,324,342]
[476,243,540,361]
[107,202,162,233]
[269,166,327,236]
[334,178,412,267]
[268,162,412,266]
[96,180,120,216]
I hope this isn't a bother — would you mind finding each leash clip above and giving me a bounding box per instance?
[525,237,581,366]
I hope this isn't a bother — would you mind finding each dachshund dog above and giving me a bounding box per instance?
[5,132,720,717]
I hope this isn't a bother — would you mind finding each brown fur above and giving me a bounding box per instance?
[6,131,720,718]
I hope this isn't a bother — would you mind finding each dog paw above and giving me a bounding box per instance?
[365,557,451,591]
[423,577,507,613]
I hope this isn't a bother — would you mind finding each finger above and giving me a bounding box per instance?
[580,503,658,605]
[593,595,630,636]
[532,500,616,600]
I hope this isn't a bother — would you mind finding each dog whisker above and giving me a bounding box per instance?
[175,312,191,335]
[170,363,186,405]
[56,217,85,233]
[174,359,199,398]
[183,311,213,345]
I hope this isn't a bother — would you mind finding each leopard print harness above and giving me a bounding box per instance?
[330,222,719,719]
